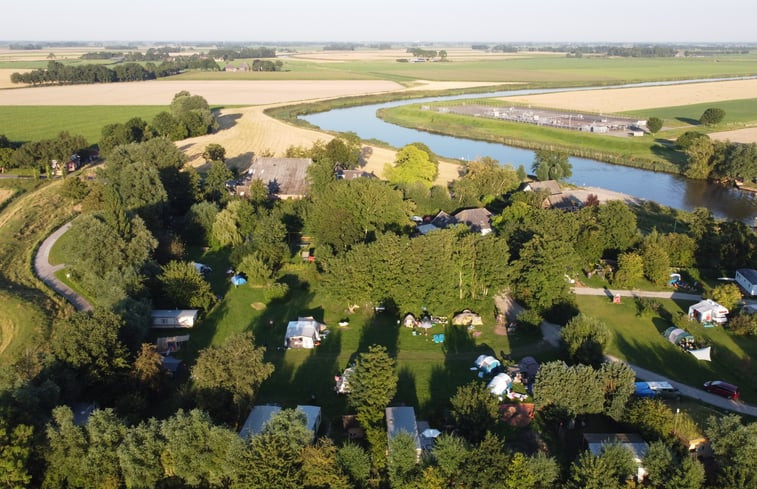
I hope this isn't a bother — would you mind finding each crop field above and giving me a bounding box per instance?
[576,295,757,403]
[621,98,757,127]
[503,78,757,113]
[709,127,757,144]
[0,105,168,142]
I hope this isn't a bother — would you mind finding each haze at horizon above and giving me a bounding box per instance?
[5,0,757,43]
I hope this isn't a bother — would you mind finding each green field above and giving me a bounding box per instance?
[622,97,757,128]
[0,106,168,142]
[380,103,684,172]
[162,249,553,424]
[167,54,757,83]
[575,295,757,403]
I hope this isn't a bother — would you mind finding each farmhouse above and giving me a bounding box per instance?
[584,433,649,480]
[284,316,327,349]
[151,309,199,328]
[735,268,757,295]
[453,208,493,235]
[522,180,581,210]
[234,157,313,200]
[386,406,422,459]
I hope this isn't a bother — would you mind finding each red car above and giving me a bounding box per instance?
[703,381,740,400]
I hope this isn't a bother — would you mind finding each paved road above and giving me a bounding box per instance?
[539,321,757,417]
[572,286,701,301]
[34,221,92,311]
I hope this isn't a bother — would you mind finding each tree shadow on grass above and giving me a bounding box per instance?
[675,117,701,126]
[396,367,419,410]
[356,298,400,358]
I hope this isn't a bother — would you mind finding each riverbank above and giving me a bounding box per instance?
[378,103,684,175]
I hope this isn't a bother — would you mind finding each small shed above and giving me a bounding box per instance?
[240,405,282,439]
[735,268,757,295]
[285,317,326,349]
[296,405,322,441]
[386,406,421,459]
[452,309,484,326]
[151,309,198,328]
[688,299,728,324]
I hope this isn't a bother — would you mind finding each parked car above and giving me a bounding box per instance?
[635,381,680,399]
[703,381,740,400]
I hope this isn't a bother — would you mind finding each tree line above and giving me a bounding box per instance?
[207,46,277,60]
[10,56,219,86]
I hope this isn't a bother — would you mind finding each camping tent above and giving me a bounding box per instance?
[452,309,484,326]
[487,373,513,397]
[474,354,501,375]
[689,347,711,361]
[518,356,539,378]
[231,275,247,286]
[402,313,418,328]
[284,317,325,349]
[663,327,694,345]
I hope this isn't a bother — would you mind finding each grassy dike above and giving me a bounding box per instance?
[379,103,686,173]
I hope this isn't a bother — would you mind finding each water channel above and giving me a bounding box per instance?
[302,79,757,222]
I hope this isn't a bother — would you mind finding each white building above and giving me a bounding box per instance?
[735,268,757,296]
[151,310,198,328]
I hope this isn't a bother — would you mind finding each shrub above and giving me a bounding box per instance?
[635,297,662,317]
[263,282,289,302]
[646,117,663,133]
[728,313,757,336]
[676,131,709,150]
[699,107,726,126]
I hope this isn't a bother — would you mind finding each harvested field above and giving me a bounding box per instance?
[288,48,551,62]
[0,80,403,106]
[180,105,460,185]
[709,127,757,144]
[0,69,26,89]
[504,79,757,113]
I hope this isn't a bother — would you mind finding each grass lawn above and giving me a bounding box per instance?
[170,251,552,426]
[0,106,168,142]
[575,295,757,403]
[0,290,49,362]
[622,98,757,128]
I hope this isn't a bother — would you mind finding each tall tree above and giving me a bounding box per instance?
[534,361,604,419]
[192,332,274,422]
[348,345,398,427]
[158,260,216,311]
[560,314,611,367]
[449,381,500,443]
[384,144,438,188]
[0,419,33,489]
[532,149,572,181]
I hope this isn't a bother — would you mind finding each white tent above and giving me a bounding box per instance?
[487,373,513,397]
[474,355,501,375]
[689,347,712,362]
[285,317,325,349]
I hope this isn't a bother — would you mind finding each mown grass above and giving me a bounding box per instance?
[0,179,77,362]
[0,106,168,143]
[380,103,684,173]
[169,251,548,424]
[575,295,757,403]
[622,98,757,128]
[165,54,757,83]
[0,290,50,362]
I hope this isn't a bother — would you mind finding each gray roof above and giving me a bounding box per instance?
[242,158,312,197]
[454,208,493,231]
[430,211,457,228]
[737,268,757,284]
[386,406,421,451]
[240,405,282,439]
[524,180,562,195]
[584,433,649,462]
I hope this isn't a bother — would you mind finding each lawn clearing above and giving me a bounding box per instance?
[504,79,757,113]
[575,295,757,403]
[0,106,167,142]
[0,291,49,361]
[172,254,548,424]
[622,98,757,128]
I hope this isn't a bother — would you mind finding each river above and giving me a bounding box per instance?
[302,80,757,222]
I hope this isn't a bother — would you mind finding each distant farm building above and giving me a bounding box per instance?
[522,180,581,210]
[234,158,313,200]
[336,169,376,180]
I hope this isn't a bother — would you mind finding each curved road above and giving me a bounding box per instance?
[34,221,92,311]
[538,288,757,416]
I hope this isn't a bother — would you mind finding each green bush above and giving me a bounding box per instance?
[264,282,289,302]
[699,107,726,126]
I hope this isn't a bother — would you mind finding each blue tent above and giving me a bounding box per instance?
[231,275,247,286]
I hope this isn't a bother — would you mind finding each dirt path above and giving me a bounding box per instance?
[572,286,701,301]
[34,221,92,311]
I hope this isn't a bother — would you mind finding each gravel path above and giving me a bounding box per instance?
[572,286,701,302]
[34,221,92,311]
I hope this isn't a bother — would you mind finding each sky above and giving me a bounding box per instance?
[5,0,757,43]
